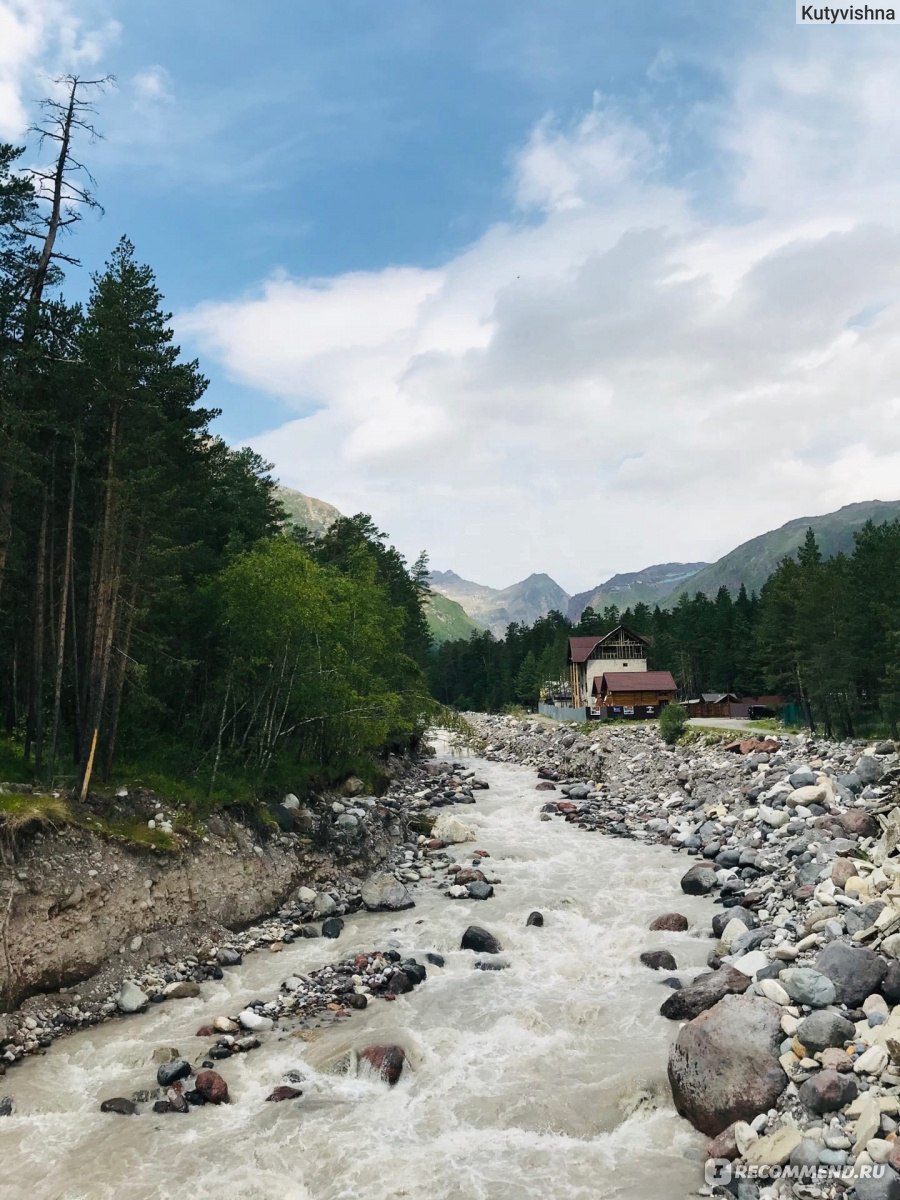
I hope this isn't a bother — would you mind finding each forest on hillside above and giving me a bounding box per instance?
[429,524,900,739]
[0,79,434,801]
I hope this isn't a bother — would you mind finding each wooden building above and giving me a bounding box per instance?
[592,670,678,719]
[567,626,651,708]
[684,692,739,719]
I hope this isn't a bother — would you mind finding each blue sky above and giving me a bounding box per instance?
[3,1,900,590]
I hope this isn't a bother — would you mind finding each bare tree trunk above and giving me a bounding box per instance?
[27,489,49,772]
[48,438,77,777]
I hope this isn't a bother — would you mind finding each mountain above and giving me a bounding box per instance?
[429,570,570,637]
[568,562,709,622]
[661,500,900,604]
[426,592,480,645]
[275,485,342,536]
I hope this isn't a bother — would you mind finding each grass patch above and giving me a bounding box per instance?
[78,816,179,852]
[0,792,72,832]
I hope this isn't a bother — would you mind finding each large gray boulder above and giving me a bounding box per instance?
[361,874,415,912]
[815,942,887,1007]
[796,1010,856,1054]
[668,994,788,1137]
[680,863,718,895]
[660,965,751,1021]
[779,967,836,1008]
[856,756,885,785]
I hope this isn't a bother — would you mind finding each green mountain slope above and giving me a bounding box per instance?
[663,500,900,602]
[426,592,480,645]
[568,562,708,622]
[275,485,342,536]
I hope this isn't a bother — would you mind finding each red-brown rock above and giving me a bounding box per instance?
[454,868,486,885]
[194,1069,229,1105]
[359,1044,405,1086]
[649,912,689,932]
[266,1085,302,1102]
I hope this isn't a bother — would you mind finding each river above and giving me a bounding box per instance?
[0,739,715,1200]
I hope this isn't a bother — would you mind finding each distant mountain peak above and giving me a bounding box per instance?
[274,486,342,537]
[429,569,570,636]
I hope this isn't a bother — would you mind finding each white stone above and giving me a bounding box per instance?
[759,978,791,1006]
[854,1044,888,1075]
[759,804,789,828]
[867,1139,893,1164]
[237,1009,273,1032]
[745,1126,802,1167]
[734,1122,758,1155]
[733,950,770,978]
[116,981,149,1014]
[431,813,476,844]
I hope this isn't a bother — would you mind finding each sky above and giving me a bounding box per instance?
[2,0,900,593]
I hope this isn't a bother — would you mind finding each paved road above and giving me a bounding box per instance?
[687,717,760,732]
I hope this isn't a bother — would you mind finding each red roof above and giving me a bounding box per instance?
[568,636,601,664]
[567,625,651,664]
[594,671,677,693]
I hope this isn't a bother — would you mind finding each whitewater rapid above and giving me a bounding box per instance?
[0,740,715,1200]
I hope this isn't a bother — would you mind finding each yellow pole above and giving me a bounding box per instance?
[79,727,99,803]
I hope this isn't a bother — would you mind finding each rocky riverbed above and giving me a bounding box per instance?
[0,736,716,1200]
[0,750,485,1073]
[468,712,900,1200]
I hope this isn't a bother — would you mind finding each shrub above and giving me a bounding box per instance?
[659,703,687,744]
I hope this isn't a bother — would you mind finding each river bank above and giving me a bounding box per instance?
[467,713,900,1200]
[0,751,488,1065]
[0,734,720,1200]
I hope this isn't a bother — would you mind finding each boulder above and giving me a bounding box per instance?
[361,873,415,912]
[321,917,344,939]
[668,994,788,1137]
[641,950,677,971]
[467,881,493,900]
[856,756,885,785]
[156,1058,192,1087]
[0,1096,14,1117]
[431,813,476,844]
[164,981,201,999]
[461,926,501,954]
[815,943,887,1008]
[359,1045,405,1086]
[238,1008,274,1032]
[798,1068,858,1114]
[216,947,242,967]
[526,911,544,927]
[660,966,751,1021]
[116,981,149,1014]
[100,1097,136,1116]
[882,961,900,1003]
[851,1169,900,1200]
[650,912,689,932]
[680,864,718,895]
[194,1069,229,1104]
[778,967,836,1008]
[796,1010,856,1054]
[712,907,757,939]
[266,1086,302,1102]
[837,810,879,839]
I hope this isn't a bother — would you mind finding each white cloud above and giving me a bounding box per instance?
[180,33,900,593]
[0,0,119,138]
[131,65,173,107]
